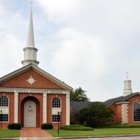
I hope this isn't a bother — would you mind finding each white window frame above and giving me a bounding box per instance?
[0,95,9,123]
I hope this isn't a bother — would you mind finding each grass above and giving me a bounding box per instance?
[60,124,93,131]
[1,127,140,138]
[0,129,20,138]
[47,128,140,137]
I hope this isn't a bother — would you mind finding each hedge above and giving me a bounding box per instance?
[41,123,53,129]
[60,124,93,131]
[8,123,21,130]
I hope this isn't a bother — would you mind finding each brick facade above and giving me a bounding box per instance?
[108,94,140,125]
[0,65,71,129]
[0,69,63,89]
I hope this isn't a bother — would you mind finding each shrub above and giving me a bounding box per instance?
[8,123,21,130]
[41,123,53,129]
[60,124,93,131]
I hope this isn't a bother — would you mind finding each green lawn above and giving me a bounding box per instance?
[47,128,140,137]
[1,128,140,138]
[0,129,20,138]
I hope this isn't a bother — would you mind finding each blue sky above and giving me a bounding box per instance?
[0,0,140,101]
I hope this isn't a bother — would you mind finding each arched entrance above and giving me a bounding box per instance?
[21,96,40,127]
[24,100,36,127]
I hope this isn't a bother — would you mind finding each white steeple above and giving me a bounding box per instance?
[123,72,132,96]
[22,3,39,66]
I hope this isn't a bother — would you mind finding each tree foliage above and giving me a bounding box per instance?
[76,102,114,127]
[70,87,89,102]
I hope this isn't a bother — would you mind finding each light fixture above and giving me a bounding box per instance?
[28,105,32,112]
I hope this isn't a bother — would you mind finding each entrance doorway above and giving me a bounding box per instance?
[24,100,36,127]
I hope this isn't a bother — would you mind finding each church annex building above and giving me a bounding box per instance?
[0,6,72,128]
[70,79,140,125]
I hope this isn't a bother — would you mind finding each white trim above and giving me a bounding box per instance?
[132,101,140,123]
[0,87,69,95]
[24,100,36,127]
[52,96,62,108]
[14,91,18,123]
[121,103,128,124]
[115,102,130,105]
[51,97,61,122]
[52,108,61,114]
[0,95,9,123]
[0,64,72,90]
[66,93,70,125]
[0,107,8,114]
[43,93,47,123]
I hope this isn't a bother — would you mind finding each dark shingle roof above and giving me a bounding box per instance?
[104,96,123,106]
[70,92,140,114]
[70,101,94,113]
[104,92,140,106]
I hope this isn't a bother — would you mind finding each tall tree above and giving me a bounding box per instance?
[76,102,114,126]
[70,87,89,102]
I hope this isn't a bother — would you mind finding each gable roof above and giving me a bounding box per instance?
[104,92,140,106]
[0,63,72,90]
[70,92,140,114]
[70,101,95,113]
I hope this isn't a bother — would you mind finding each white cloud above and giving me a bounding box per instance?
[0,2,26,76]
[50,27,110,86]
[37,0,78,22]
[1,0,140,101]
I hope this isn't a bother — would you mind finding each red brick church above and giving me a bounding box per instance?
[1,4,140,129]
[104,79,140,125]
[0,6,72,128]
[70,79,140,125]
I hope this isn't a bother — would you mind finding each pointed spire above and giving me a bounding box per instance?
[22,2,39,66]
[26,3,35,47]
[126,71,129,80]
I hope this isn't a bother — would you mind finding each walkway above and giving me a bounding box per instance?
[19,129,140,140]
[20,128,52,138]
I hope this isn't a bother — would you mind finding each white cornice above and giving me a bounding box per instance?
[0,64,72,90]
[0,87,70,94]
[115,101,130,105]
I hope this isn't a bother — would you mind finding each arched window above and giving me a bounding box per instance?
[0,96,9,122]
[134,102,140,121]
[52,97,60,108]
[52,97,61,122]
[0,96,8,106]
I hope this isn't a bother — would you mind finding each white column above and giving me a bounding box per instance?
[43,93,47,123]
[66,93,70,125]
[14,91,18,123]
[121,103,128,124]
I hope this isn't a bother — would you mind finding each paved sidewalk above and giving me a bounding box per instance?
[20,128,52,138]
[60,136,140,140]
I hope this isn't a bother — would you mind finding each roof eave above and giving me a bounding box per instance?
[0,64,72,90]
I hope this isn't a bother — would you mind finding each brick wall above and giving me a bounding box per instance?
[0,68,67,128]
[109,104,122,124]
[0,69,63,89]
[47,94,66,129]
[0,92,14,128]
[19,93,43,127]
[127,95,140,124]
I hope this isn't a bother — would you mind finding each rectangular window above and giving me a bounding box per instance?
[52,115,61,122]
[134,110,140,121]
[0,114,8,122]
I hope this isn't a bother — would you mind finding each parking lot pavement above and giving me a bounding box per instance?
[91,136,140,140]
[61,136,140,140]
